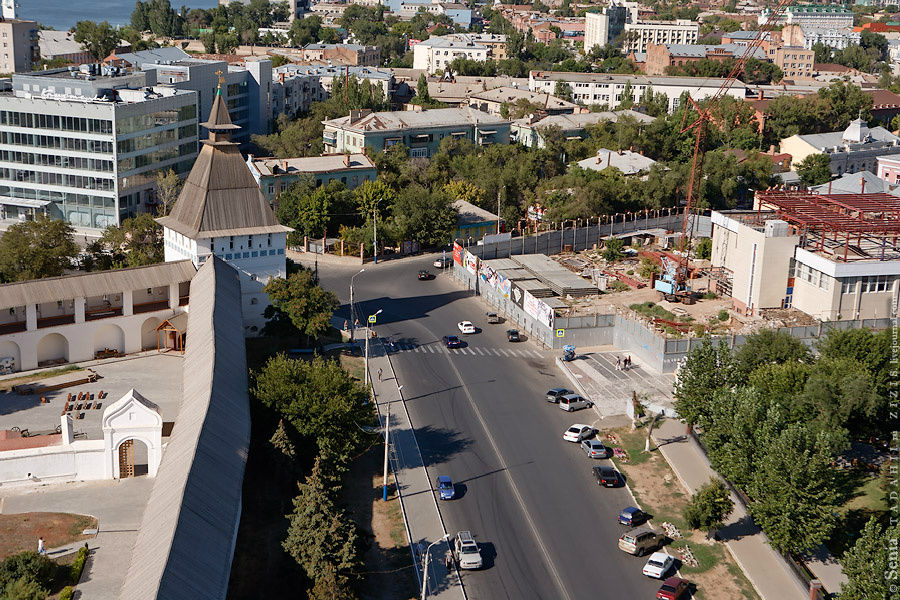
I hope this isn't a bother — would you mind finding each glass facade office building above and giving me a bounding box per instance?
[0,75,198,229]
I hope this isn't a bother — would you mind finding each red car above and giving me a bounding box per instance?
[656,577,690,600]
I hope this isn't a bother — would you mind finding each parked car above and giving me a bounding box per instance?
[434,257,452,268]
[458,321,476,334]
[563,424,594,443]
[618,506,648,526]
[642,552,675,579]
[618,526,664,556]
[417,269,432,280]
[454,531,483,569]
[443,335,462,349]
[581,439,609,458]
[592,465,619,487]
[506,329,520,342]
[546,387,572,403]
[437,475,455,500]
[656,577,690,600]
[558,393,593,412]
[486,312,501,324]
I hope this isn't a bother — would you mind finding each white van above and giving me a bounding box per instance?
[558,393,593,411]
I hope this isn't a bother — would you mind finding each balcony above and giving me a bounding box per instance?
[38,314,75,328]
[133,299,170,314]
[0,321,26,334]
[85,306,123,321]
[179,294,190,306]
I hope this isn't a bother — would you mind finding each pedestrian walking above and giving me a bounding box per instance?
[377,368,383,382]
[343,319,348,331]
[615,356,621,370]
[445,552,454,570]
[626,355,632,370]
[37,537,45,555]
[389,336,395,349]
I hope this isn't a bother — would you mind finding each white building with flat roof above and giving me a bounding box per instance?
[0,68,198,229]
[412,33,508,74]
[622,20,699,54]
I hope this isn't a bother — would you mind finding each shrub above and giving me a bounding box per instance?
[59,586,75,600]
[602,238,624,262]
[0,576,47,600]
[702,291,717,300]
[717,309,729,322]
[683,478,734,532]
[638,256,660,279]
[69,546,88,583]
[0,552,54,589]
[693,324,706,337]
[626,269,634,276]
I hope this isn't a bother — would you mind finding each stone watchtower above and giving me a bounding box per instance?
[157,80,292,336]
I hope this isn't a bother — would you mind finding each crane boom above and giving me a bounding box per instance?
[675,0,795,286]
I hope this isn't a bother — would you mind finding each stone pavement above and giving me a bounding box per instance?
[1,477,154,600]
[650,419,809,600]
[366,338,467,600]
[558,349,677,417]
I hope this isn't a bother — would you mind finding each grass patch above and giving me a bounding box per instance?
[629,301,677,321]
[827,470,890,556]
[338,353,366,384]
[0,365,82,392]
[610,427,654,466]
[668,537,723,574]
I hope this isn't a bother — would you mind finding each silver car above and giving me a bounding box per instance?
[581,439,609,458]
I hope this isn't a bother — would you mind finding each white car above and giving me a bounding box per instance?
[642,552,675,579]
[458,321,476,334]
[434,257,452,268]
[563,424,594,443]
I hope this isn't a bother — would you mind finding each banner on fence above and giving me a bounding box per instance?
[510,281,525,309]
[465,250,478,274]
[524,290,553,329]
[497,274,511,299]
[479,262,498,287]
[453,242,463,265]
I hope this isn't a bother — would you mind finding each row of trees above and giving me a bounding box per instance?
[674,328,891,555]
[252,266,372,597]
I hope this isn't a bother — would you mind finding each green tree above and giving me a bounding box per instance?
[155,168,182,216]
[601,237,624,262]
[283,457,360,579]
[0,218,79,281]
[617,80,634,110]
[732,329,811,381]
[796,356,880,436]
[746,423,842,554]
[0,552,54,590]
[354,179,396,217]
[695,237,712,260]
[554,79,572,102]
[263,269,338,342]
[289,14,322,46]
[73,20,120,61]
[0,577,47,600]
[269,419,296,462]
[673,337,735,430]
[98,213,164,268]
[308,563,359,600]
[682,478,734,534]
[392,185,458,246]
[796,153,832,187]
[839,517,900,600]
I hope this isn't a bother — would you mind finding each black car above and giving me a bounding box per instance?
[506,329,520,342]
[443,335,462,349]
[418,270,432,280]
[593,465,619,487]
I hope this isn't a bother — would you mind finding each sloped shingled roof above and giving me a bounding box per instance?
[0,260,196,310]
[118,256,250,600]
[157,92,291,239]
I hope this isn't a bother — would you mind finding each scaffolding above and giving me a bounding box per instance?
[754,190,900,262]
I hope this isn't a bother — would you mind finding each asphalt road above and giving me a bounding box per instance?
[313,254,664,600]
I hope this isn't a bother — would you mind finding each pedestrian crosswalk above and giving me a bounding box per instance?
[388,343,546,359]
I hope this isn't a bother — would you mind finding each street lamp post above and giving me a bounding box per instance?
[349,268,365,343]
[364,309,383,387]
[421,534,451,600]
[384,384,401,501]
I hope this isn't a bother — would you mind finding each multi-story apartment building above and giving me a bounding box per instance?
[0,68,199,228]
[644,43,766,76]
[247,152,378,203]
[138,56,272,143]
[299,43,380,66]
[758,4,854,28]
[780,118,900,176]
[773,46,815,79]
[467,86,578,117]
[322,107,510,156]
[0,19,38,73]
[528,71,746,113]
[272,64,396,117]
[621,20,699,54]
[395,1,474,27]
[412,34,507,74]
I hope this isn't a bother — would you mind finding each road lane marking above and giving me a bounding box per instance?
[434,335,575,600]
[492,349,502,356]
[474,347,484,355]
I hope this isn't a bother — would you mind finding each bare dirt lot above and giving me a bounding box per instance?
[0,512,96,559]
[604,426,759,600]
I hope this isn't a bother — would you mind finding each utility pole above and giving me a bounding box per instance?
[349,268,365,343]
[383,384,400,501]
[497,185,504,235]
[373,208,378,264]
[364,309,382,387]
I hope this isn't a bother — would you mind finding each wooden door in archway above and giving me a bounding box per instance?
[118,440,134,478]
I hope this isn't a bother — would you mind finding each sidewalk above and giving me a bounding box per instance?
[651,418,809,600]
[367,339,466,600]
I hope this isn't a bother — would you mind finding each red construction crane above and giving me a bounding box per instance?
[673,0,795,290]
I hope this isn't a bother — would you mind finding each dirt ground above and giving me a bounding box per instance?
[604,426,759,600]
[341,446,419,600]
[0,512,96,559]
